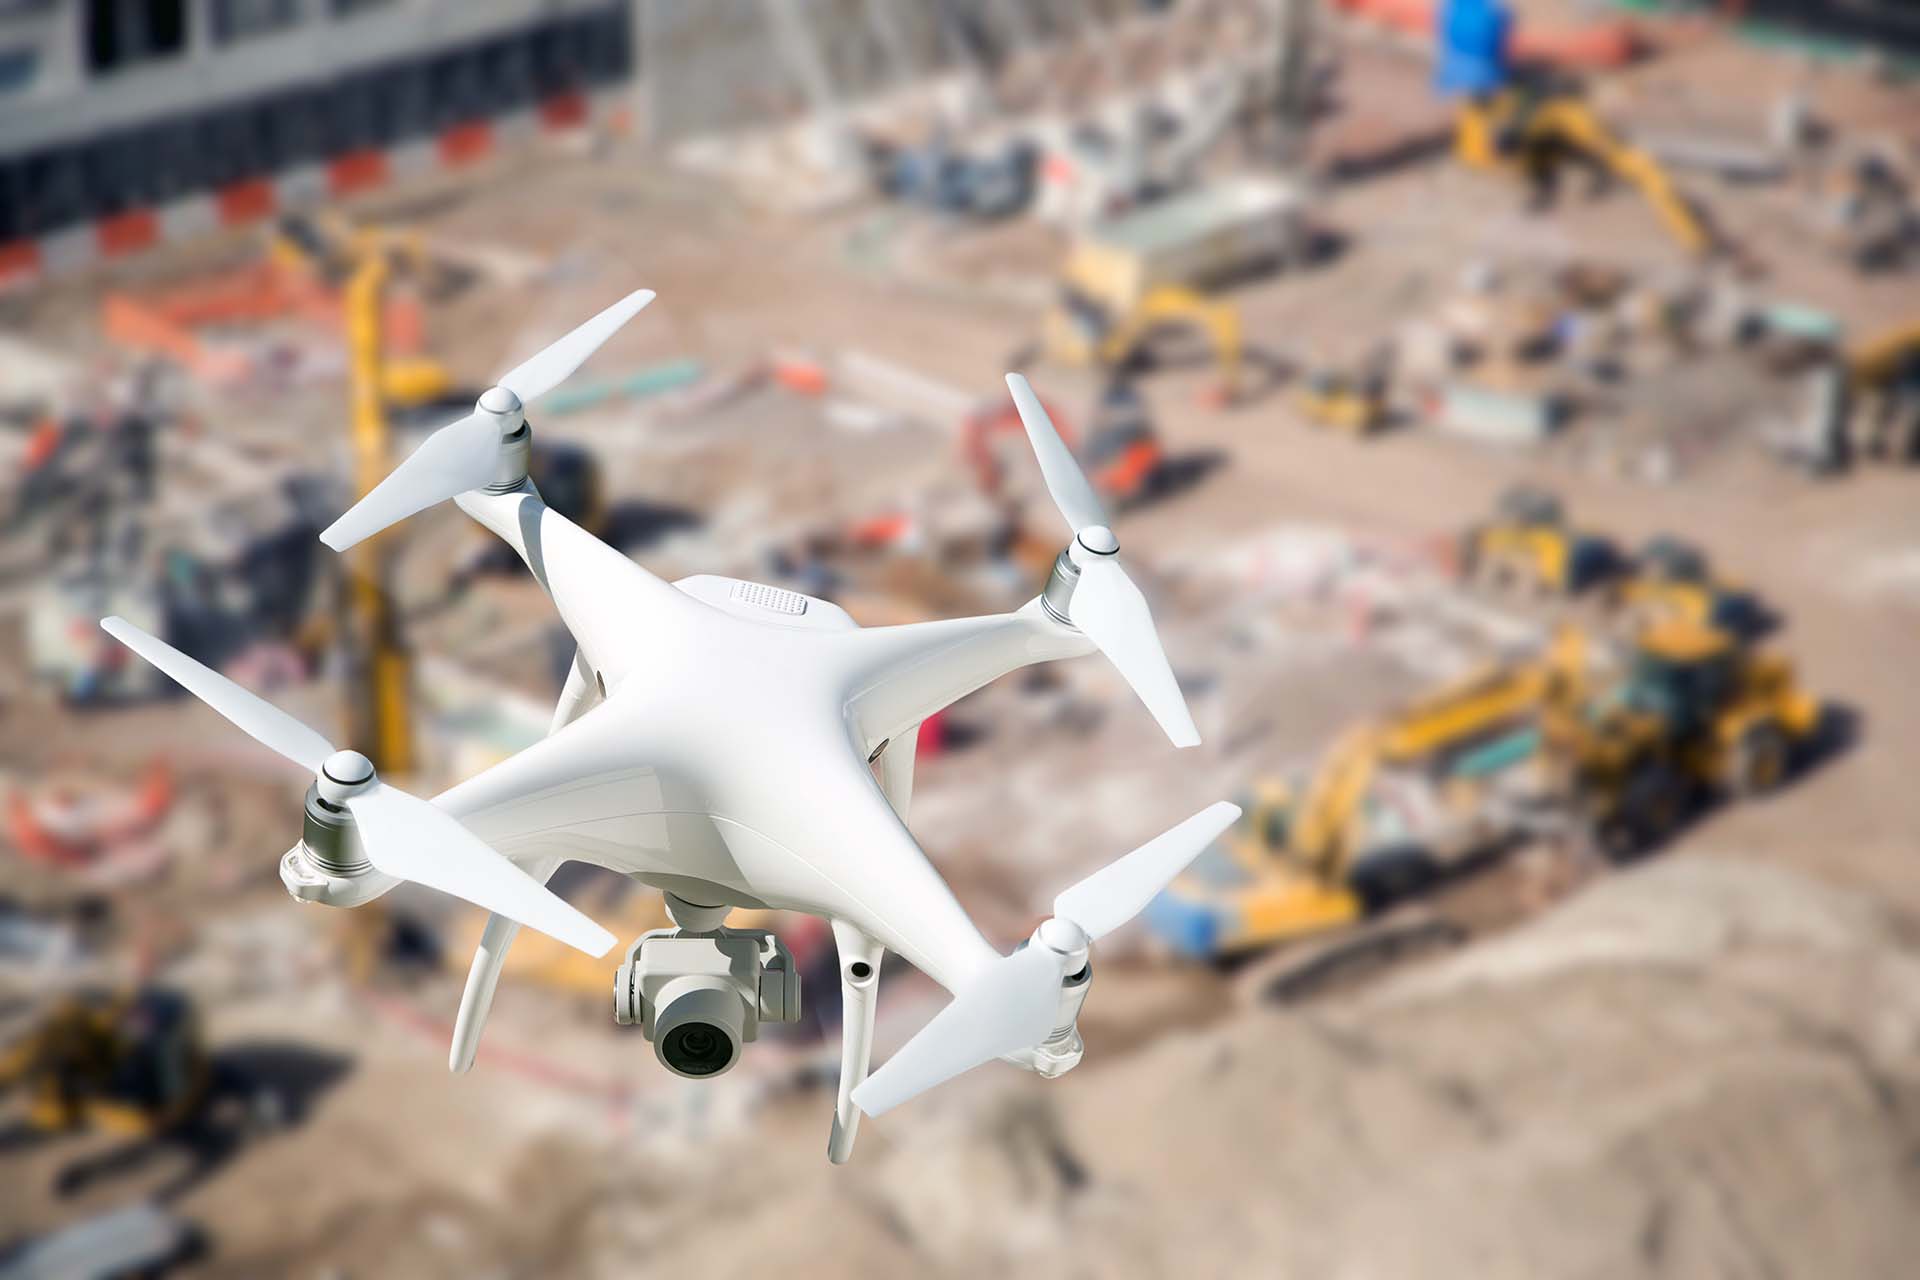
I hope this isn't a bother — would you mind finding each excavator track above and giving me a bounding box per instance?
[1232,907,1467,1008]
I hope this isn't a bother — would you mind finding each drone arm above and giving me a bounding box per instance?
[876,730,918,818]
[827,919,885,1164]
[551,647,601,734]
[454,484,689,687]
[839,598,1095,748]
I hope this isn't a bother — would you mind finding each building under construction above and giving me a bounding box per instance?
[0,0,630,270]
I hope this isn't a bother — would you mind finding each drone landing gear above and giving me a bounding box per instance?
[828,921,884,1164]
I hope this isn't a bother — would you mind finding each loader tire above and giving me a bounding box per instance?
[1731,723,1791,797]
[1591,764,1690,862]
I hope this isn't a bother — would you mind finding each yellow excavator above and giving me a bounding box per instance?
[1456,85,1711,257]
[1151,615,1821,967]
[1148,636,1584,960]
[1041,273,1243,407]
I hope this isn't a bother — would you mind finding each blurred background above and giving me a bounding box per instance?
[1,0,1919,1275]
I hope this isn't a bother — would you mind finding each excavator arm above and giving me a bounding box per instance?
[1456,92,1710,257]
[1533,99,1709,257]
[1111,286,1243,402]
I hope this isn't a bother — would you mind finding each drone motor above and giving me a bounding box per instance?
[278,774,390,911]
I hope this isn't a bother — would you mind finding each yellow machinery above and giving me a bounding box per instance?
[270,210,416,280]
[1153,617,1820,959]
[1545,619,1820,859]
[1461,485,1620,596]
[1455,87,1710,257]
[1463,490,1767,635]
[1042,275,1243,406]
[1611,536,1765,639]
[270,212,458,410]
[1035,173,1313,406]
[1842,319,1920,462]
[1149,641,1581,959]
[1293,349,1392,435]
[0,989,208,1138]
[338,254,416,774]
[277,210,448,774]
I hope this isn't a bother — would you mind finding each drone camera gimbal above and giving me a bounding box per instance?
[613,894,801,1080]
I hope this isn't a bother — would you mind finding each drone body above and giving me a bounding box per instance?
[102,290,1237,1163]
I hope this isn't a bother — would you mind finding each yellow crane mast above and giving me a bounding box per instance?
[339,254,415,775]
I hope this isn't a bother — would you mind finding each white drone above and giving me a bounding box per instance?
[101,290,1236,1163]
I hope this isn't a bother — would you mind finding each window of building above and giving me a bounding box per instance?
[214,0,299,42]
[85,0,189,75]
[0,46,37,94]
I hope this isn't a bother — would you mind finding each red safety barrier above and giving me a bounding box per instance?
[216,178,278,227]
[438,121,495,167]
[0,240,40,288]
[540,91,589,129]
[7,762,173,869]
[96,209,159,257]
[327,149,391,197]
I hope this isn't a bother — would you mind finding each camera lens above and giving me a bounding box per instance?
[662,1021,734,1076]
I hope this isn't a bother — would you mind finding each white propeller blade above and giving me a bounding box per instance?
[98,617,614,957]
[345,784,613,956]
[853,801,1241,1116]
[101,616,334,773]
[319,288,655,552]
[851,944,1062,1118]
[496,288,655,403]
[320,411,498,551]
[1070,558,1200,749]
[1004,371,1200,749]
[1053,800,1240,940]
[1006,372,1106,533]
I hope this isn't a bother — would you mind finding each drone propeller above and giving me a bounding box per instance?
[320,288,656,552]
[852,800,1239,1116]
[1005,373,1199,749]
[99,617,615,957]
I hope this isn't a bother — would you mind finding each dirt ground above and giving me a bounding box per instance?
[4,17,1920,1278]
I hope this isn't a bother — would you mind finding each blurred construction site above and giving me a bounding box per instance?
[3,0,1920,1275]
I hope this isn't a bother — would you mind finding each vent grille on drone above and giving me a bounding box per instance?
[731,581,809,616]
